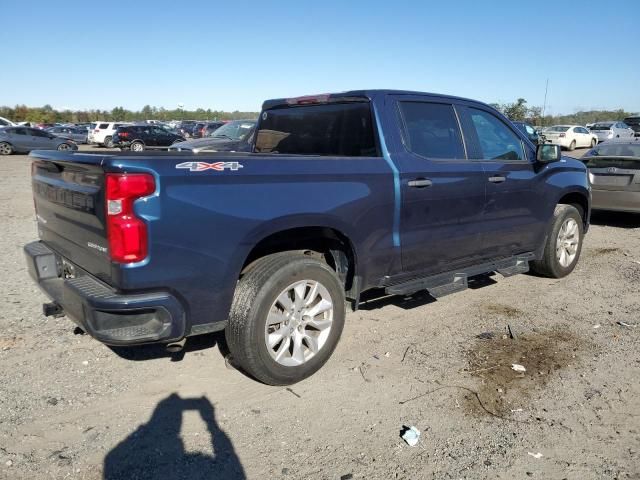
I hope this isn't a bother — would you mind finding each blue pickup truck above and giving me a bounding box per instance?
[24,90,590,385]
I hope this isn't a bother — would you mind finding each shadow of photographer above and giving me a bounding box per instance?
[104,393,245,480]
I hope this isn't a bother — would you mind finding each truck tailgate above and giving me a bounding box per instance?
[31,152,112,283]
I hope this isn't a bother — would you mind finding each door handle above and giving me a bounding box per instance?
[488,176,506,184]
[408,178,433,188]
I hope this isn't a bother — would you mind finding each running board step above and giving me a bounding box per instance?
[385,272,468,298]
[384,253,534,298]
[496,258,529,277]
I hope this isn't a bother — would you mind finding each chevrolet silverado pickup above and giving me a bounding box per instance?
[24,90,590,385]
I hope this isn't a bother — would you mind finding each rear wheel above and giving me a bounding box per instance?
[103,136,113,148]
[131,141,145,152]
[57,143,72,151]
[568,140,576,151]
[0,142,13,155]
[531,205,583,278]
[226,252,346,385]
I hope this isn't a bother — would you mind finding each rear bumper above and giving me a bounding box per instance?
[24,241,186,346]
[592,189,640,213]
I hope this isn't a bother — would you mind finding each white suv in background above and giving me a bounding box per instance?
[88,122,129,147]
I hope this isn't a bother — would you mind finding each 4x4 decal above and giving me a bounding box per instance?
[176,161,244,172]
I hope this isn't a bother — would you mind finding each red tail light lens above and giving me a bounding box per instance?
[559,133,566,137]
[119,131,129,138]
[105,173,155,263]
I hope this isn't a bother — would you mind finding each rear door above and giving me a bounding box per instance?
[6,127,32,150]
[458,105,547,258]
[390,96,488,275]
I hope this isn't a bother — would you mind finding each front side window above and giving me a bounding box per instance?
[398,102,465,159]
[31,129,50,138]
[468,108,524,161]
[255,103,378,156]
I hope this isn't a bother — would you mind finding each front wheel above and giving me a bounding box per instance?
[130,141,145,152]
[531,204,584,278]
[57,143,72,151]
[226,252,346,385]
[590,139,597,148]
[0,142,13,155]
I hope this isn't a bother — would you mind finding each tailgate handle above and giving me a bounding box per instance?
[408,178,433,188]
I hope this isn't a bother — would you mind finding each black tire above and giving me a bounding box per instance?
[568,140,576,151]
[0,142,13,155]
[130,141,145,152]
[531,205,584,278]
[225,252,346,385]
[590,139,597,148]
[103,136,113,148]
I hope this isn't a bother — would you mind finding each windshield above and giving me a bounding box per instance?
[591,123,613,130]
[624,117,640,126]
[548,126,569,132]
[210,120,256,140]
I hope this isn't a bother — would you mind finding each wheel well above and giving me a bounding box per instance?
[241,227,356,292]
[558,192,588,225]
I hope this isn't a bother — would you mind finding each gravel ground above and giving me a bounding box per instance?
[0,146,639,480]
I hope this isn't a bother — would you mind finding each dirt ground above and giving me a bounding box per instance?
[0,146,639,480]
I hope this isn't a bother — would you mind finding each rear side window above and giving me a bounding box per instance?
[255,102,378,156]
[467,108,524,161]
[398,102,465,159]
[99,123,108,129]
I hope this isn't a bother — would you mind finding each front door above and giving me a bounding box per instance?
[458,105,547,259]
[390,97,488,275]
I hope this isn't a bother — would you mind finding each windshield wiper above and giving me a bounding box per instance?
[212,134,234,140]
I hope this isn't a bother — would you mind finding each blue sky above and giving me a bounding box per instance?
[2,0,638,114]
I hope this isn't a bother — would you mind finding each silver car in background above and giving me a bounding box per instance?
[0,126,78,155]
[46,126,88,144]
[590,121,635,143]
[583,138,640,213]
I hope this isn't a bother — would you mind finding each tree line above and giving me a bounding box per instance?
[0,104,259,124]
[490,98,634,126]
[0,101,634,126]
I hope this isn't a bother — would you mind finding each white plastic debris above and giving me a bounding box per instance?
[593,324,601,329]
[82,360,89,366]
[511,364,526,373]
[5,460,12,467]
[528,452,543,459]
[401,426,421,447]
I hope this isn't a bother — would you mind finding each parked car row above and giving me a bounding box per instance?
[0,126,78,155]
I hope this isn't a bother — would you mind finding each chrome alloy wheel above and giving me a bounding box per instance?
[264,280,334,366]
[0,143,12,155]
[131,142,144,152]
[556,218,579,267]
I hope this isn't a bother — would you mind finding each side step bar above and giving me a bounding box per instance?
[384,253,533,298]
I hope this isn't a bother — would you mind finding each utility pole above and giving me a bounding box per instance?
[541,79,549,126]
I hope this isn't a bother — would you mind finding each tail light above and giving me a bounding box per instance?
[105,173,155,263]
[119,132,129,138]
[559,133,566,137]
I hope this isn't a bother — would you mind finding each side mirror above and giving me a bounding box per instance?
[536,143,561,163]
